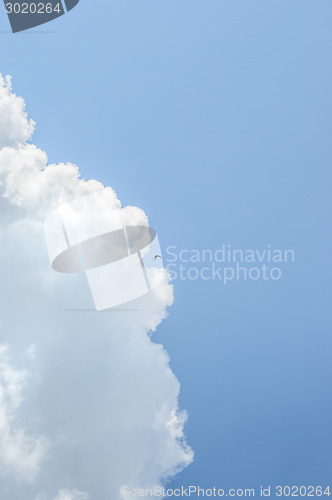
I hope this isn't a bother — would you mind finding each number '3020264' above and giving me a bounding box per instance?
[5,2,61,14]
[276,486,331,497]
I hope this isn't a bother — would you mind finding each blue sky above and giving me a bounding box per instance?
[1,0,332,496]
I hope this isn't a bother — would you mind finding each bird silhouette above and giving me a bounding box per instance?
[152,255,161,260]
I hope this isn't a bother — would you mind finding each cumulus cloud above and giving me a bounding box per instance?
[0,346,47,483]
[54,489,89,500]
[0,75,35,149]
[0,75,193,499]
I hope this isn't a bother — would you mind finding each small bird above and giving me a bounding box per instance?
[152,255,162,260]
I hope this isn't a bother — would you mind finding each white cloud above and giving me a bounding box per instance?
[0,75,193,499]
[0,75,35,149]
[34,490,89,500]
[0,346,48,483]
[54,489,89,500]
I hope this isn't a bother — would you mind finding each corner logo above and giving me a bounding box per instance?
[3,0,79,33]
